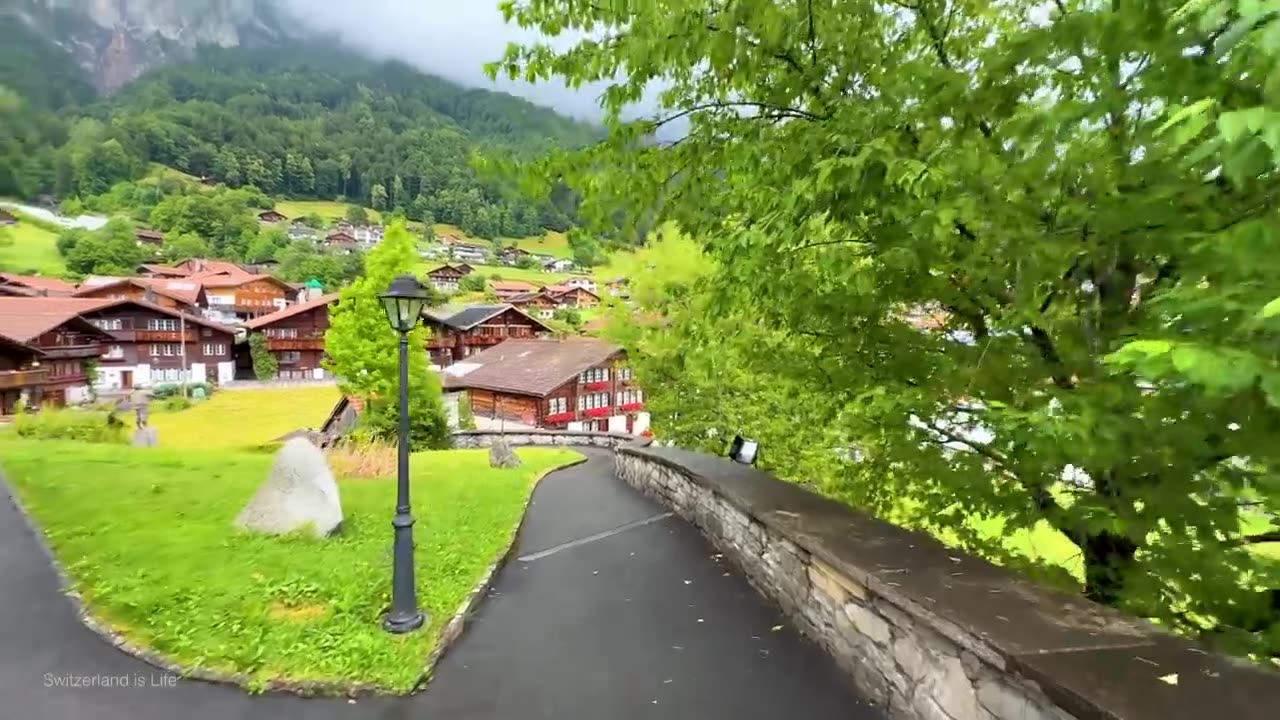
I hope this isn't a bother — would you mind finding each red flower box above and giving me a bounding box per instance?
[544,411,575,424]
[621,402,644,412]
[583,381,611,391]
[584,406,611,418]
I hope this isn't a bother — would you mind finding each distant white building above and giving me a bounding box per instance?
[543,258,577,273]
[563,276,596,292]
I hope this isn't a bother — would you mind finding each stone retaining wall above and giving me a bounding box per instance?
[452,430,635,449]
[616,445,1279,720]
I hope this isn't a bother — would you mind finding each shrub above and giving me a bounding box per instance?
[325,441,396,479]
[249,333,278,380]
[457,392,477,430]
[161,396,192,412]
[459,273,487,292]
[150,382,214,400]
[15,407,128,444]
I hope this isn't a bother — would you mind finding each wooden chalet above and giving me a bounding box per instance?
[490,280,538,302]
[453,263,476,275]
[197,274,294,323]
[136,263,192,279]
[325,230,358,252]
[0,332,45,417]
[441,338,645,433]
[172,258,247,277]
[76,298,238,389]
[238,293,339,380]
[425,265,467,293]
[0,298,116,408]
[258,210,288,224]
[422,304,552,368]
[544,285,601,309]
[73,277,206,315]
[134,228,165,246]
[507,291,559,319]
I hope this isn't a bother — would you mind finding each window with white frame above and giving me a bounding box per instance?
[147,318,179,331]
[150,344,160,356]
[279,351,302,364]
[203,343,227,356]
[93,318,123,331]
[548,397,567,415]
[577,395,585,411]
[103,345,124,360]
[162,344,175,356]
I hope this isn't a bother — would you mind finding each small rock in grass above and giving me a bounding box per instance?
[235,438,343,538]
[489,439,521,468]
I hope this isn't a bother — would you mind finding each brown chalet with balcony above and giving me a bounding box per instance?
[238,293,339,381]
[489,280,538,302]
[0,298,115,409]
[75,298,238,389]
[544,285,601,309]
[425,264,468,293]
[507,291,560,319]
[0,332,45,418]
[73,277,206,316]
[422,304,553,368]
[258,210,288,224]
[441,338,647,433]
[197,274,294,324]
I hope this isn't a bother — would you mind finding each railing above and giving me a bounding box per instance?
[0,368,49,390]
[266,338,325,351]
[130,330,198,343]
[40,344,102,359]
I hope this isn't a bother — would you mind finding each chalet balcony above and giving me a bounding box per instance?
[122,330,199,343]
[41,344,104,359]
[0,368,49,390]
[266,337,325,351]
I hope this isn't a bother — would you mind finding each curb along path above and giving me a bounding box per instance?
[0,449,879,720]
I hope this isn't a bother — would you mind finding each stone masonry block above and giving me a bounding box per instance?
[844,601,893,646]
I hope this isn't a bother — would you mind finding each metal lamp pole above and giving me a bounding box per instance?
[380,274,431,634]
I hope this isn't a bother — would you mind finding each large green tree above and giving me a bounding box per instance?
[323,224,449,450]
[504,0,1280,660]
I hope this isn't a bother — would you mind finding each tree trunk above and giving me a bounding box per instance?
[1079,530,1139,606]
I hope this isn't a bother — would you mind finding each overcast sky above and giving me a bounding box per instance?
[275,0,634,124]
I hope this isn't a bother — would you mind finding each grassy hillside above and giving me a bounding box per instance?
[513,230,572,258]
[276,200,383,225]
[0,220,66,275]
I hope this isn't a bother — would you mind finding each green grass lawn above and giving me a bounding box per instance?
[0,221,66,275]
[1,437,581,691]
[276,200,382,225]
[150,386,341,451]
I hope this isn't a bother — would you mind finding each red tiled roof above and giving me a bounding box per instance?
[241,293,339,330]
[196,274,294,292]
[72,277,204,306]
[0,297,118,343]
[490,280,537,293]
[0,273,76,295]
[176,259,249,277]
[442,338,622,397]
[138,264,192,277]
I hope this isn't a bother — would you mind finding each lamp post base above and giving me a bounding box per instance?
[382,609,426,634]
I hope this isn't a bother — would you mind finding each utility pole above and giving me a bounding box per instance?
[180,313,188,399]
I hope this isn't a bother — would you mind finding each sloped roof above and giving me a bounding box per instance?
[175,259,249,277]
[73,277,205,306]
[72,297,237,334]
[0,332,44,357]
[423,304,552,333]
[441,338,622,397]
[137,263,192,277]
[0,297,118,343]
[196,274,295,292]
[241,293,340,330]
[0,273,76,295]
[490,280,537,293]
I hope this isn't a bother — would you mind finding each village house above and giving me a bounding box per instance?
[507,291,560,319]
[0,333,45,418]
[0,298,116,408]
[76,298,238,389]
[604,277,630,297]
[422,304,553,368]
[564,276,597,293]
[441,338,647,433]
[448,243,490,264]
[352,225,384,248]
[544,285,601,309]
[453,263,476,275]
[197,274,294,324]
[324,230,358,253]
[497,246,532,266]
[134,228,164,248]
[0,273,76,296]
[489,279,539,302]
[258,210,288,224]
[543,258,577,273]
[73,277,206,316]
[172,258,247,278]
[237,293,338,381]
[425,265,469,294]
[287,223,319,241]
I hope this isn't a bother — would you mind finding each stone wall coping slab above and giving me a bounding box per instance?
[616,444,1280,720]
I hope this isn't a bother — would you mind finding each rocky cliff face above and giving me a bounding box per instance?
[5,0,291,92]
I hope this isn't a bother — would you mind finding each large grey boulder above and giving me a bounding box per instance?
[235,438,343,538]
[489,439,522,469]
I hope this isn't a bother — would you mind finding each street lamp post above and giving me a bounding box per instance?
[379,273,432,634]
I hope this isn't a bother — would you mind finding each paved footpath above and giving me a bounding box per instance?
[0,449,882,720]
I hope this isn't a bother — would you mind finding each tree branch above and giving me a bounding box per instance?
[1225,531,1280,547]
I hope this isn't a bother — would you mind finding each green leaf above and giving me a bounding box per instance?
[1260,296,1280,318]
